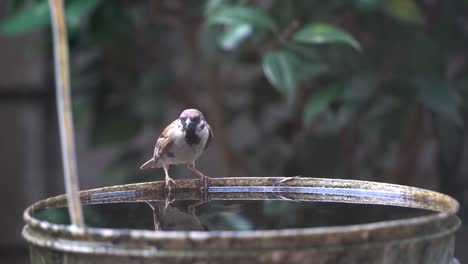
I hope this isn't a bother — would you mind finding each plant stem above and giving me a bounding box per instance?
[48,0,84,227]
[277,20,300,44]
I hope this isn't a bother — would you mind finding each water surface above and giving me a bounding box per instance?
[34,198,432,231]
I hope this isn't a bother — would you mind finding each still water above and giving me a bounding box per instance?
[34,198,432,231]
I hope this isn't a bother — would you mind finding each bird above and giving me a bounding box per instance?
[140,109,213,190]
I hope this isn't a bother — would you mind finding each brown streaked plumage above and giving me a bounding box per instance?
[140,109,213,190]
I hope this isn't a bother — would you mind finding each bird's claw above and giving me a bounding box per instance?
[165,177,176,192]
[199,175,211,194]
[188,165,210,192]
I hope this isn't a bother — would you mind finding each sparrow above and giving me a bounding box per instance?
[140,109,213,190]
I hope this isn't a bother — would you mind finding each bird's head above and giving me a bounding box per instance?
[179,109,206,132]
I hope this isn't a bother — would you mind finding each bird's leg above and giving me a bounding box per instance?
[164,191,175,209]
[163,163,175,191]
[188,162,210,190]
[145,201,161,231]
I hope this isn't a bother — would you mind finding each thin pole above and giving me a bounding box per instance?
[48,0,84,227]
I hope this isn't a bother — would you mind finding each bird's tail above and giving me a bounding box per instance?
[140,158,155,170]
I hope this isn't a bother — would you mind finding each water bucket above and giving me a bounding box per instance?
[23,177,461,263]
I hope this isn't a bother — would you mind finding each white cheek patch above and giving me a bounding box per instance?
[198,121,206,131]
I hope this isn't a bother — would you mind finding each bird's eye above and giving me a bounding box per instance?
[192,117,200,122]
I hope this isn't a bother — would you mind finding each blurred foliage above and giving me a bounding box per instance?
[2,0,468,220]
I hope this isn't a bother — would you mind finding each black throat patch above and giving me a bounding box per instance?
[185,128,201,145]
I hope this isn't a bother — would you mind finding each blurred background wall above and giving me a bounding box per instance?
[0,7,51,261]
[1,0,468,263]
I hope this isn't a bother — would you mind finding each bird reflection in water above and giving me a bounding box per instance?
[144,194,208,231]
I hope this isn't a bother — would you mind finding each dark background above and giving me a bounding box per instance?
[0,0,467,263]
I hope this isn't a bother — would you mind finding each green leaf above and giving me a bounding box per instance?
[293,23,361,50]
[218,23,252,50]
[262,50,301,97]
[383,0,424,24]
[0,0,100,35]
[208,5,277,32]
[0,0,50,35]
[303,85,341,125]
[66,0,100,29]
[204,0,231,15]
[415,78,463,126]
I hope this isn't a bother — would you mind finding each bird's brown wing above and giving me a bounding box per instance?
[140,120,177,170]
[204,124,214,150]
[153,120,176,162]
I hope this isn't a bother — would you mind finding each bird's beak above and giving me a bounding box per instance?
[185,118,194,129]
